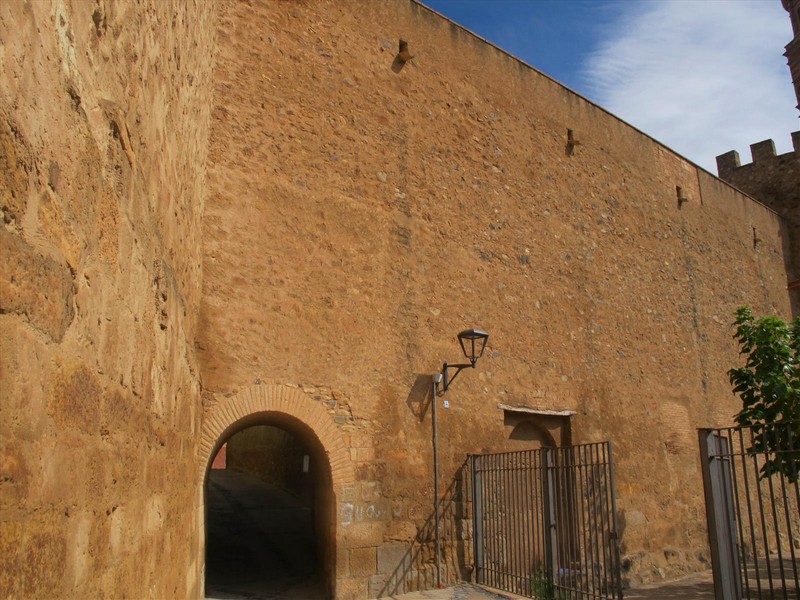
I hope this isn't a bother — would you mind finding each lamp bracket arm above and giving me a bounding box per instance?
[439,361,474,394]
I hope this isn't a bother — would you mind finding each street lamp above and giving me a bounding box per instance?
[431,328,489,587]
[437,329,490,394]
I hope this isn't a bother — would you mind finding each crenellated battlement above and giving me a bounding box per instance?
[716,131,800,179]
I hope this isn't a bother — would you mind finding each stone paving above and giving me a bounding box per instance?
[387,576,718,600]
[623,571,715,599]
[385,583,525,600]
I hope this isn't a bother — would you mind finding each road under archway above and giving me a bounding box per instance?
[204,426,328,599]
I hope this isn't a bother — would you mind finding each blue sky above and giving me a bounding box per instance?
[423,0,798,172]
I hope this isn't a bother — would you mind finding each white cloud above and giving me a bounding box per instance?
[583,0,797,173]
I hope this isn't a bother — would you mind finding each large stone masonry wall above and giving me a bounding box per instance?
[199,0,792,596]
[0,1,215,598]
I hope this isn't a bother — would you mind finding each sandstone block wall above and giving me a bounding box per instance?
[226,425,313,499]
[0,1,215,597]
[198,0,792,595]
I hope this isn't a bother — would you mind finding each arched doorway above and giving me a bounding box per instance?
[198,385,355,600]
[205,421,328,598]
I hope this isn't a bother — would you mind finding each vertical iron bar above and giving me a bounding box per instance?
[778,423,799,590]
[751,429,776,598]
[501,453,508,591]
[505,453,511,591]
[572,446,580,599]
[719,430,739,598]
[788,422,800,522]
[432,380,442,588]
[506,453,513,592]
[510,453,518,592]
[543,447,557,592]
[503,453,510,591]
[554,448,565,596]
[606,443,623,600]
[592,445,605,599]
[569,448,576,599]
[566,448,575,598]
[524,449,533,597]
[485,455,497,587]
[583,444,598,598]
[536,449,547,574]
[738,426,763,599]
[509,453,516,593]
[493,452,500,590]
[765,424,787,594]
[536,450,543,593]
[514,453,525,593]
[725,428,752,597]
[576,445,589,598]
[472,455,484,585]
[583,444,599,598]
[599,443,611,599]
[488,453,495,590]
[534,448,542,594]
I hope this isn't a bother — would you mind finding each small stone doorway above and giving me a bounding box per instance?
[204,422,332,600]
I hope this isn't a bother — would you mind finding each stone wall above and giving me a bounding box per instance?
[198,0,792,596]
[2,0,796,598]
[0,1,215,597]
[226,425,313,499]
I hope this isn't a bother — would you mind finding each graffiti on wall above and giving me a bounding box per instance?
[339,502,388,526]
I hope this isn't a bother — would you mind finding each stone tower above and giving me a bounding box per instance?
[783,0,800,112]
[716,1,800,312]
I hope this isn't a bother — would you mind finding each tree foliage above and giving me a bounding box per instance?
[729,306,800,482]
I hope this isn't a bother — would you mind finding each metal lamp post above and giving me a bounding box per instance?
[431,328,489,588]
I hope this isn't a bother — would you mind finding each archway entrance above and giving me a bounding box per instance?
[205,424,326,599]
[197,384,356,600]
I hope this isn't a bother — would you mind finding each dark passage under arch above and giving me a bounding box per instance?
[204,422,331,599]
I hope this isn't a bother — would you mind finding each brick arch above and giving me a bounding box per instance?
[198,383,354,485]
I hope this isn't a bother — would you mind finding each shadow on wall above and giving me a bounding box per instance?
[377,462,473,597]
[406,374,434,423]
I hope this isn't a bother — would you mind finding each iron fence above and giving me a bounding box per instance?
[470,443,623,599]
[699,421,800,599]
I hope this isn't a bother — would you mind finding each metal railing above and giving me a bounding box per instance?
[699,422,800,599]
[470,443,623,599]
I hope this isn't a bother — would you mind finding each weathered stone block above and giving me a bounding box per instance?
[337,552,351,578]
[0,511,67,597]
[356,447,375,462]
[367,574,387,599]
[0,106,30,224]
[335,576,368,600]
[383,520,417,542]
[48,364,102,434]
[349,546,377,577]
[0,229,74,341]
[0,441,31,505]
[341,522,385,548]
[339,485,358,502]
[377,542,411,575]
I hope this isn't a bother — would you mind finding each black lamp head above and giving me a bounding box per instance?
[457,328,489,365]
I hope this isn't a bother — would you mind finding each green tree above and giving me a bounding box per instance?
[729,306,800,482]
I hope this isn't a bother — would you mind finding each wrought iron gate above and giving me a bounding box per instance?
[470,443,623,599]
[699,423,799,599]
